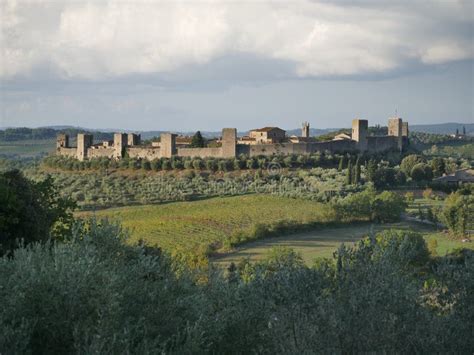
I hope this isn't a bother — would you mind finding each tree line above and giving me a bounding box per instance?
[0,127,113,142]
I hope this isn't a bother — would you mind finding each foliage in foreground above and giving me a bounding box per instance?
[0,170,75,255]
[1,221,473,354]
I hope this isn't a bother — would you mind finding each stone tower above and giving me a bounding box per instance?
[114,133,128,159]
[352,119,368,151]
[77,133,93,161]
[160,133,177,158]
[56,134,69,149]
[388,117,403,137]
[221,128,237,158]
[302,122,310,138]
[402,122,409,137]
[127,133,141,146]
[388,117,403,151]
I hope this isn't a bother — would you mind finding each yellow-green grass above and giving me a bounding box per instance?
[424,232,473,256]
[77,195,337,255]
[213,221,474,266]
[0,140,55,157]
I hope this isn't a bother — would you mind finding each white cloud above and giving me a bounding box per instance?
[1,0,473,80]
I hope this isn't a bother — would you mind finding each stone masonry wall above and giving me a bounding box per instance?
[127,147,162,160]
[87,147,115,158]
[367,136,399,153]
[58,147,77,158]
[245,139,357,157]
[177,147,223,158]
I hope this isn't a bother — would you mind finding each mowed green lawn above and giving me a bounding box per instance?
[78,195,336,254]
[214,222,473,266]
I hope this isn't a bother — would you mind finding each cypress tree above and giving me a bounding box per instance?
[338,156,345,171]
[367,159,377,182]
[353,157,361,184]
[346,160,353,185]
[190,131,206,148]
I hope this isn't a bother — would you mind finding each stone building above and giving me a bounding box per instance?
[56,117,409,161]
[249,127,286,144]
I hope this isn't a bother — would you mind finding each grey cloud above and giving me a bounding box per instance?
[1,0,473,81]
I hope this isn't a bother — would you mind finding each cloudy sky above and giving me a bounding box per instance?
[1,0,473,131]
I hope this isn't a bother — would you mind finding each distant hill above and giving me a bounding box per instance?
[409,123,474,136]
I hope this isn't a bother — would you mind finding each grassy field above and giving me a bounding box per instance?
[0,139,55,157]
[77,195,338,255]
[213,222,473,265]
[77,194,473,265]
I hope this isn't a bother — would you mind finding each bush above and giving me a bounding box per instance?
[183,159,193,170]
[192,159,203,170]
[0,170,75,255]
[401,155,424,177]
[336,188,406,223]
[205,159,217,172]
[141,160,151,171]
[150,159,161,171]
[411,163,433,182]
[439,192,473,237]
[171,158,184,170]
[0,222,473,353]
[161,158,171,170]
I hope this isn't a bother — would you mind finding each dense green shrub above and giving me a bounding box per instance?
[411,163,433,182]
[0,170,75,255]
[335,188,407,223]
[439,192,474,237]
[401,154,425,177]
[1,223,473,353]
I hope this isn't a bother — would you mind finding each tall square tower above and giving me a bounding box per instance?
[302,122,310,138]
[114,133,128,159]
[56,134,69,149]
[388,117,403,137]
[388,117,403,151]
[352,119,368,151]
[160,133,177,158]
[221,128,237,158]
[77,133,93,161]
[127,133,141,146]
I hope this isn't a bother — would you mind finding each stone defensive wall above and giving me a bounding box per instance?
[88,147,115,158]
[57,147,77,158]
[127,147,161,160]
[367,136,400,153]
[239,139,358,157]
[56,117,408,161]
[177,147,223,158]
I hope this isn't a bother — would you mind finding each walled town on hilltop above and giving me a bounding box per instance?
[56,117,409,161]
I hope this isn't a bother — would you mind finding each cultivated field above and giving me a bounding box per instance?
[78,195,339,255]
[78,194,473,265]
